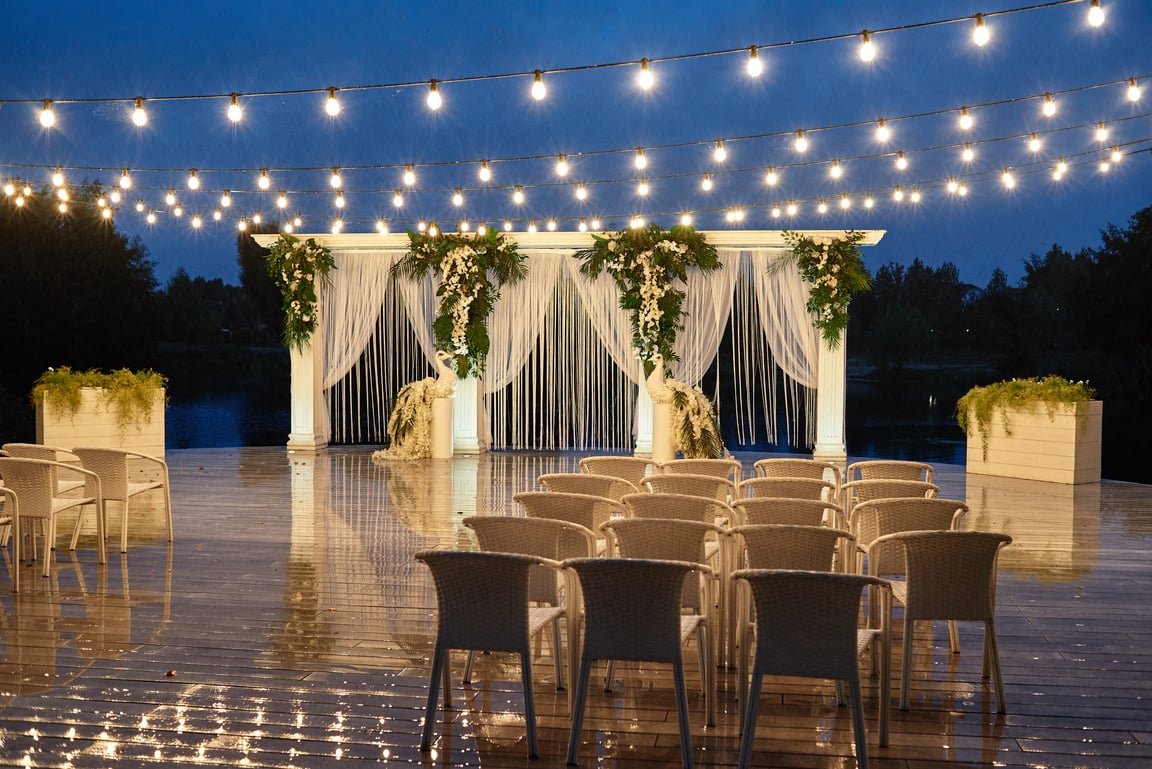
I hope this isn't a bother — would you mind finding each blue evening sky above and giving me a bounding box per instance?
[2,0,1150,287]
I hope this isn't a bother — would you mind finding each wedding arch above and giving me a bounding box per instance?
[254,229,884,463]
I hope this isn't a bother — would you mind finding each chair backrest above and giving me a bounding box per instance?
[848,459,934,483]
[732,569,887,680]
[754,458,841,488]
[602,518,721,564]
[888,530,1012,622]
[732,497,841,527]
[514,491,625,534]
[739,477,836,501]
[0,457,66,519]
[538,472,639,501]
[71,447,132,499]
[578,456,652,486]
[852,496,967,554]
[643,472,734,501]
[843,479,939,511]
[622,492,735,526]
[3,443,79,491]
[657,458,742,483]
[415,550,541,653]
[731,524,855,571]
[465,515,595,602]
[564,557,698,662]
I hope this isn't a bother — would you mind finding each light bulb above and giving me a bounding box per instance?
[733,208,745,221]
[829,160,842,179]
[746,46,763,77]
[478,161,492,182]
[839,195,851,209]
[52,167,64,186]
[132,97,148,127]
[403,165,416,186]
[165,189,177,206]
[136,200,145,212]
[426,80,442,110]
[14,195,24,207]
[817,200,828,214]
[330,168,342,188]
[192,214,202,228]
[579,218,588,232]
[958,107,973,130]
[452,188,464,206]
[147,211,157,224]
[40,99,55,128]
[1042,93,1056,117]
[634,148,647,170]
[120,169,132,189]
[1088,0,1104,28]
[227,93,243,122]
[764,167,778,186]
[459,220,470,232]
[374,220,388,235]
[528,221,538,233]
[97,196,107,208]
[895,151,908,170]
[294,215,302,227]
[893,186,905,201]
[1028,133,1042,152]
[187,169,200,190]
[910,189,922,203]
[794,130,808,152]
[1002,169,1016,188]
[555,154,569,176]
[713,140,727,163]
[332,219,344,234]
[771,206,781,219]
[213,209,222,221]
[875,119,890,142]
[859,31,876,62]
[504,220,514,231]
[109,192,121,206]
[701,173,713,191]
[637,179,649,196]
[1128,78,1142,102]
[972,14,990,46]
[1056,158,1068,173]
[962,143,975,162]
[630,217,644,229]
[637,58,654,90]
[334,193,345,208]
[277,192,288,209]
[325,87,340,116]
[681,212,693,226]
[1111,146,1122,162]
[513,186,525,204]
[575,183,587,201]
[251,212,260,224]
[531,70,546,100]
[2,183,12,196]
[786,201,798,216]
[283,222,293,234]
[864,196,874,209]
[947,178,959,193]
[1095,123,1109,142]
[57,188,68,202]
[258,169,271,190]
[958,183,969,196]
[393,191,404,207]
[590,218,601,230]
[547,219,557,231]
[1099,159,1111,173]
[220,191,232,207]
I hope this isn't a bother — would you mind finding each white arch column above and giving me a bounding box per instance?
[288,339,329,451]
[812,337,847,465]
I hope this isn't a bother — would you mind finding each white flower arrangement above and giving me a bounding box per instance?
[265,234,336,349]
[776,230,871,348]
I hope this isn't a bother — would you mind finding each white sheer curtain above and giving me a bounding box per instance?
[562,257,643,385]
[745,249,820,389]
[483,252,563,393]
[321,251,396,389]
[396,270,439,367]
[670,249,742,385]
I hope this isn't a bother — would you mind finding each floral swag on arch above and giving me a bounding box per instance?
[265,234,336,350]
[576,224,725,458]
[777,230,871,348]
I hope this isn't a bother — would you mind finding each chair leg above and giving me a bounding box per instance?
[420,647,445,751]
[848,676,869,769]
[121,499,130,554]
[985,620,1006,714]
[70,505,85,551]
[697,622,715,727]
[463,650,476,684]
[552,616,566,690]
[163,483,174,542]
[604,659,615,692]
[520,651,538,758]
[900,620,914,710]
[41,518,56,578]
[442,651,452,710]
[737,672,764,769]
[566,655,594,765]
[947,619,960,653]
[672,660,694,769]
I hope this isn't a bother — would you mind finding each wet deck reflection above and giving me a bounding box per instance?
[1,447,1151,768]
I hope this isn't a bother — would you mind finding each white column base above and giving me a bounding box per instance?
[452,377,482,454]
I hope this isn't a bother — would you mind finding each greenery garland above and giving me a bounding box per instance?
[778,230,871,348]
[265,234,336,350]
[574,223,720,374]
[32,366,167,431]
[957,375,1096,458]
[392,228,527,378]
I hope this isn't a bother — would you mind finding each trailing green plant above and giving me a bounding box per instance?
[265,234,337,350]
[32,366,168,431]
[776,230,871,348]
[957,375,1096,458]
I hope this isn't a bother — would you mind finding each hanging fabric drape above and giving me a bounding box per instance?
[670,249,742,386]
[483,252,563,393]
[563,257,643,386]
[321,251,396,389]
[745,249,820,389]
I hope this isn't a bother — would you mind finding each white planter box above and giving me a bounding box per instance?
[965,400,1101,484]
[36,387,165,458]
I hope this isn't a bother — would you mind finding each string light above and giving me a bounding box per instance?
[794,130,808,152]
[1088,0,1104,28]
[829,159,843,179]
[958,183,969,196]
[283,222,294,233]
[426,80,442,110]
[637,58,654,90]
[165,189,177,206]
[859,31,876,62]
[746,46,763,77]
[634,148,647,170]
[452,188,464,206]
[547,219,557,231]
[764,167,778,186]
[910,189,922,203]
[120,169,132,189]
[817,200,828,214]
[1053,158,1067,180]
[220,191,232,207]
[893,185,905,201]
[528,220,538,233]
[713,140,727,162]
[578,217,588,232]
[40,99,55,128]
[958,107,974,130]
[770,205,781,219]
[330,168,342,188]
[1042,92,1057,117]
[132,97,148,127]
[947,178,959,193]
[258,169,271,190]
[136,200,146,212]
[531,70,546,100]
[575,182,587,200]
[504,220,514,231]
[1110,145,1122,162]
[512,185,525,204]
[403,165,416,186]
[1028,133,1043,152]
[962,143,975,162]
[186,169,200,190]
[630,216,644,229]
[1128,78,1142,102]
[191,214,202,228]
[459,220,471,232]
[148,210,157,224]
[293,215,303,227]
[1095,122,1109,142]
[786,201,798,216]
[392,191,404,207]
[895,151,908,170]
[839,194,851,209]
[637,178,649,196]
[1099,157,1111,172]
[277,192,289,208]
[57,187,69,202]
[555,154,569,176]
[700,173,713,191]
[972,14,990,46]
[325,87,341,116]
[227,93,243,122]
[875,119,890,142]
[864,195,874,209]
[213,208,222,221]
[478,160,492,181]
[1001,168,1016,188]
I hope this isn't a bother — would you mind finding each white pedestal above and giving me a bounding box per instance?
[430,397,454,459]
[812,337,847,466]
[452,377,482,454]
[635,363,653,457]
[651,401,674,463]
[288,340,329,451]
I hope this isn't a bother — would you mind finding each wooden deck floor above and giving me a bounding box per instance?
[2,447,1151,768]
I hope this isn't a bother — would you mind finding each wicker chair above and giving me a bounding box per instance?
[643,472,735,502]
[847,459,935,483]
[871,530,1013,713]
[842,478,939,518]
[538,472,639,501]
[739,476,837,502]
[732,569,891,769]
[2,443,86,495]
[578,456,653,487]
[70,447,172,554]
[730,523,855,572]
[0,457,105,577]
[563,557,709,768]
[753,457,841,489]
[415,549,563,758]
[733,497,844,528]
[513,491,625,556]
[657,458,743,484]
